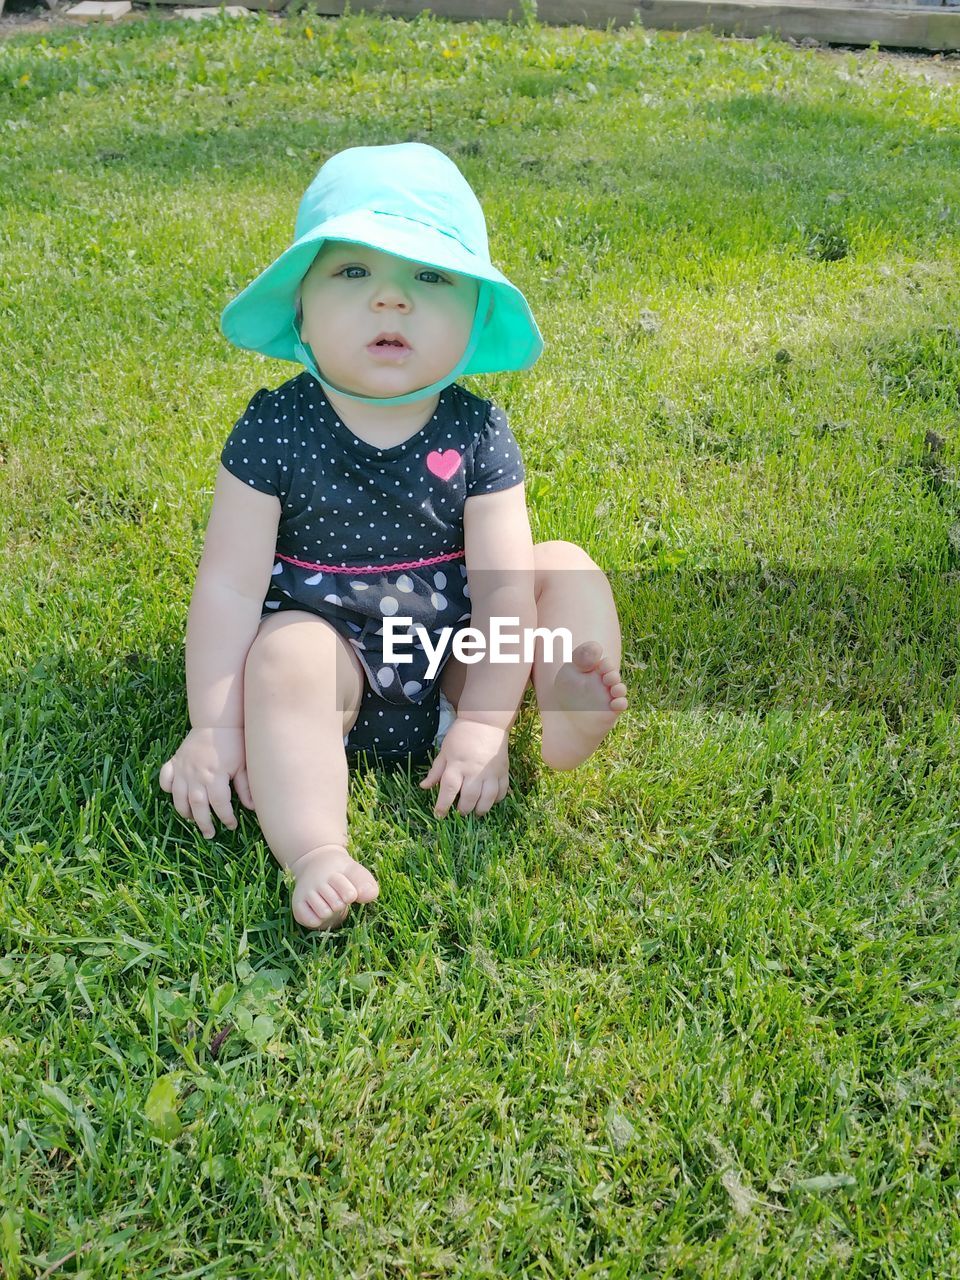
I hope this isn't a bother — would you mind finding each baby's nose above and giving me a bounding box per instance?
[375,283,412,307]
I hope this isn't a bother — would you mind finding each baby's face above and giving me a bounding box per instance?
[298,241,479,400]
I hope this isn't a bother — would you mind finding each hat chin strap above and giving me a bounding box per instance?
[292,282,491,407]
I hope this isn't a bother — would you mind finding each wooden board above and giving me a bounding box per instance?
[318,0,960,51]
[149,0,285,8]
[148,0,960,52]
[632,0,960,50]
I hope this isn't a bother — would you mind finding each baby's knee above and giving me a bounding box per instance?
[245,616,359,700]
[534,539,599,573]
[244,624,304,694]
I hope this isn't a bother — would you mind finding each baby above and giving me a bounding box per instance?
[159,142,628,931]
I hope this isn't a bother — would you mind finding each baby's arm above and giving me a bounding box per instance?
[420,483,536,817]
[159,464,280,837]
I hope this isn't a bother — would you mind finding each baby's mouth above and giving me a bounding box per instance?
[366,336,413,363]
[369,333,412,351]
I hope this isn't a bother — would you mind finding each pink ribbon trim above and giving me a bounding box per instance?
[275,549,466,576]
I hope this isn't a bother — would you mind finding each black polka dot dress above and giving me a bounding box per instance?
[220,371,525,768]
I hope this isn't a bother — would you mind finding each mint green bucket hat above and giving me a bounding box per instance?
[220,142,544,407]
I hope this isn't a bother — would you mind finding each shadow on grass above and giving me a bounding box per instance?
[614,567,960,726]
[5,565,959,854]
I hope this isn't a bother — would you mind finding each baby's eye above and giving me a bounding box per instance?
[337,266,449,284]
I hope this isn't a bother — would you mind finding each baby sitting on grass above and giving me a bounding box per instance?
[159,142,628,931]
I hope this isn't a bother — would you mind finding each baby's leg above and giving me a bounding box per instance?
[243,610,376,931]
[441,540,628,770]
[529,541,628,769]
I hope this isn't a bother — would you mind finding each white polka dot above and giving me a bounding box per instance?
[431,592,447,610]
[324,594,342,606]
[380,597,399,616]
[433,572,447,589]
[403,680,422,696]
[377,667,395,687]
[396,575,415,593]
[350,581,369,591]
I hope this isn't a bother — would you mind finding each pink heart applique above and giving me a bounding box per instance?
[426,449,462,482]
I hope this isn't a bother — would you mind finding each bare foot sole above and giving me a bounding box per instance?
[540,640,629,770]
[287,844,380,931]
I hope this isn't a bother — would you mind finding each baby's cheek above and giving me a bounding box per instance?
[444,292,479,335]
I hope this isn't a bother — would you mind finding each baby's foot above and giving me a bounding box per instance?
[539,641,628,770]
[287,844,379,931]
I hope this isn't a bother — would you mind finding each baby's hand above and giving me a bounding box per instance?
[158,727,255,840]
[419,717,510,818]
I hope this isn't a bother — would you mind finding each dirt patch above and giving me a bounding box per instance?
[812,40,960,84]
[0,2,281,38]
[1,4,170,37]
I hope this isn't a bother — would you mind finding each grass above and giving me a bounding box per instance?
[3,6,960,1276]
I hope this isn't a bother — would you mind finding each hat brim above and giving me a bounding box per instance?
[220,209,542,376]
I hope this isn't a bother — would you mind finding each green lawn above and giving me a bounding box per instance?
[3,8,960,1276]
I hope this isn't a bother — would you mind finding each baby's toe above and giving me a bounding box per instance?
[318,883,347,911]
[294,892,335,930]
[328,872,359,904]
[351,864,380,903]
[312,891,349,928]
[572,640,603,671]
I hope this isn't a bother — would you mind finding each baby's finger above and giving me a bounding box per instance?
[496,774,510,804]
[420,755,443,790]
[233,767,256,810]
[456,775,483,816]
[170,774,193,825]
[208,780,238,833]
[187,786,216,840]
[434,769,463,818]
[158,759,174,793]
[474,777,501,816]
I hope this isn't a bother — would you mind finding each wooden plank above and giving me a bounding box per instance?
[311,0,960,51]
[149,0,960,50]
[632,0,960,50]
[150,0,285,9]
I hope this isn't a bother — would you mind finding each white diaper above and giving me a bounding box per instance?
[433,690,457,748]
